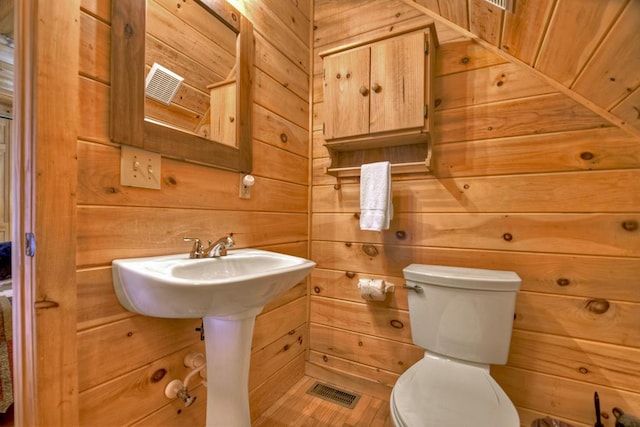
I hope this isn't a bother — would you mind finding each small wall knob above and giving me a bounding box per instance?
[242,174,255,187]
[371,83,382,93]
[359,85,369,96]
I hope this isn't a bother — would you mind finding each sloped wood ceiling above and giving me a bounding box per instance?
[407,0,640,137]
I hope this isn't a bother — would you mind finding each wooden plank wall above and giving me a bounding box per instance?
[310,1,640,426]
[411,0,640,138]
[77,0,310,424]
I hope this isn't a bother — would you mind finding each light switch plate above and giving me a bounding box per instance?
[120,146,161,189]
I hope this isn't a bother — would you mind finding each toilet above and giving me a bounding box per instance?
[390,264,521,427]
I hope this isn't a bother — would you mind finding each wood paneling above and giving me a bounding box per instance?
[314,212,640,257]
[21,0,640,424]
[433,127,640,177]
[468,0,502,46]
[31,0,80,424]
[77,315,203,391]
[78,342,206,425]
[253,375,393,427]
[80,0,111,23]
[508,330,640,393]
[312,171,640,214]
[500,0,555,65]
[236,0,310,75]
[145,0,235,133]
[314,0,425,49]
[535,0,628,87]
[131,385,207,426]
[311,296,413,343]
[435,39,506,76]
[437,0,468,29]
[434,93,612,144]
[76,141,308,212]
[77,207,307,266]
[79,10,110,83]
[408,0,640,136]
[310,323,423,376]
[74,0,311,424]
[312,241,640,302]
[311,268,409,310]
[435,61,556,110]
[571,1,640,110]
[311,1,640,426]
[249,352,307,421]
[249,324,307,390]
[492,365,640,425]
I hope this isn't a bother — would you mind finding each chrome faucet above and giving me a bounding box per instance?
[184,234,235,258]
[204,234,235,257]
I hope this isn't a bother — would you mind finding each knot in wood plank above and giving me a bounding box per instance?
[585,298,610,315]
[362,244,379,257]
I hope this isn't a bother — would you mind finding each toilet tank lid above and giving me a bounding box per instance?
[403,264,521,291]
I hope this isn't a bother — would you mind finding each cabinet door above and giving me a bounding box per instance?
[323,47,370,139]
[369,31,426,134]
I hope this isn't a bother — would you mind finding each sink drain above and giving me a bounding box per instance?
[306,382,360,409]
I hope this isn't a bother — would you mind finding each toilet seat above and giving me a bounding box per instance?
[390,353,519,427]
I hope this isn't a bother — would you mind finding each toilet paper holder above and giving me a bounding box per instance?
[358,278,395,301]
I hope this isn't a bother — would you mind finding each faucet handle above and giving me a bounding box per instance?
[183,237,203,258]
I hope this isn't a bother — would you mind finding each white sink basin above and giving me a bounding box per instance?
[113,248,315,425]
[112,248,316,319]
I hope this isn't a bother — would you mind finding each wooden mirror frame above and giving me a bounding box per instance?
[110,0,253,173]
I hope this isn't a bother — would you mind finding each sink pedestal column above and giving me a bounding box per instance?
[203,315,257,427]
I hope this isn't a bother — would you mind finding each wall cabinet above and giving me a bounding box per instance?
[321,24,437,177]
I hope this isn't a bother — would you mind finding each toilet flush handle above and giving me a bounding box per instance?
[403,283,423,293]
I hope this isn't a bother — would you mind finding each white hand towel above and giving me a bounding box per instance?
[360,161,393,231]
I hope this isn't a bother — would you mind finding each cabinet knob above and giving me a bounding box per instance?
[359,86,369,96]
[371,83,382,93]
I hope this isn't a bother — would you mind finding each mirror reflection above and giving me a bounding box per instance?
[144,0,238,148]
[111,0,253,173]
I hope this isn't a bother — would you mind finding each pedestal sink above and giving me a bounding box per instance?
[112,249,315,426]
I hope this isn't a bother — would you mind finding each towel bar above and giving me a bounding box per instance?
[326,161,431,178]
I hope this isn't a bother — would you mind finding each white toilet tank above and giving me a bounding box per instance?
[403,264,521,365]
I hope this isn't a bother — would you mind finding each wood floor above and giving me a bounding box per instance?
[253,376,393,427]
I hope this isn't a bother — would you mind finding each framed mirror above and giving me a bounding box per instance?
[111,0,253,173]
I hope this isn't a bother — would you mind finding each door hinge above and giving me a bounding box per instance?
[424,40,429,55]
[322,122,325,135]
[25,232,36,257]
[424,105,429,119]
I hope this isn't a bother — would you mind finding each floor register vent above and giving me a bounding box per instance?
[306,382,360,409]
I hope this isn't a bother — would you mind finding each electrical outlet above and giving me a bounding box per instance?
[120,146,161,189]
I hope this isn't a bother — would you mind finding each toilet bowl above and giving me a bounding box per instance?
[390,353,519,426]
[391,264,521,427]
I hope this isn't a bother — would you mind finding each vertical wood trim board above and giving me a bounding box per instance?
[18,0,82,424]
